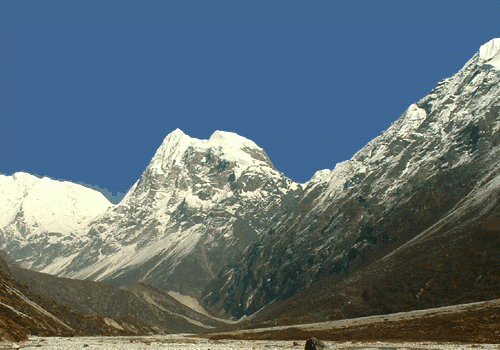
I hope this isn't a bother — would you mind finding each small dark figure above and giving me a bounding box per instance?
[304,337,326,350]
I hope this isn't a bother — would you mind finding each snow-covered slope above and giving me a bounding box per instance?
[202,38,500,318]
[0,172,112,234]
[0,173,113,269]
[19,130,301,297]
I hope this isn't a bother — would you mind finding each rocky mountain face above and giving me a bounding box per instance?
[62,130,300,297]
[242,189,500,328]
[0,172,113,272]
[201,38,500,319]
[1,130,301,299]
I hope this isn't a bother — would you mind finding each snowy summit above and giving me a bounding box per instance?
[0,172,112,235]
[148,129,270,176]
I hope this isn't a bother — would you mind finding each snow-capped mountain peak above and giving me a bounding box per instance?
[0,172,113,270]
[0,172,112,232]
[478,38,500,69]
[148,129,273,176]
[21,129,300,296]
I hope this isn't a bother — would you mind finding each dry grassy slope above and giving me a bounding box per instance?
[0,254,157,342]
[5,257,228,334]
[0,269,71,341]
[209,299,500,344]
[241,193,500,328]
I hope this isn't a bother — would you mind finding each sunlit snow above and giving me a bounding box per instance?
[479,38,500,69]
[0,172,112,234]
[148,129,270,178]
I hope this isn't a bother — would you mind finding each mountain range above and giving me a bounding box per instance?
[1,38,499,339]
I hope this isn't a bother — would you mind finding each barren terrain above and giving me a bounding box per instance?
[1,334,498,350]
[208,298,500,344]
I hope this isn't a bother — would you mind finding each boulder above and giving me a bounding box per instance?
[304,337,326,350]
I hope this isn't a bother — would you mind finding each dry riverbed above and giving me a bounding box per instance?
[1,335,498,350]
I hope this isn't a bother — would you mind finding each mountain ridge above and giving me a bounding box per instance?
[0,128,302,299]
[0,38,499,332]
[201,38,500,318]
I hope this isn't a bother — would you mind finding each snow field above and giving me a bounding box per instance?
[15,335,500,350]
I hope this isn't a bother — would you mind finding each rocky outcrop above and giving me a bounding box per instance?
[304,337,326,350]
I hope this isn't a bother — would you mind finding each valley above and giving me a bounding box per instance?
[5,334,500,350]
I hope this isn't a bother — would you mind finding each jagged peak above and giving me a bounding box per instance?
[160,128,188,145]
[166,128,186,138]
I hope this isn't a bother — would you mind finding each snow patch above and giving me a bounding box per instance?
[397,103,427,135]
[479,38,500,69]
[138,291,212,329]
[208,130,260,150]
[103,317,125,330]
[308,169,331,183]
[167,291,211,317]
[40,251,81,276]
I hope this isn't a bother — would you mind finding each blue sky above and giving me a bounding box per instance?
[2,2,499,203]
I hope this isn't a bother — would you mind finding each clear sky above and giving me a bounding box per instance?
[2,2,499,203]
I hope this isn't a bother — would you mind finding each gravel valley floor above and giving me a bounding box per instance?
[1,335,499,350]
